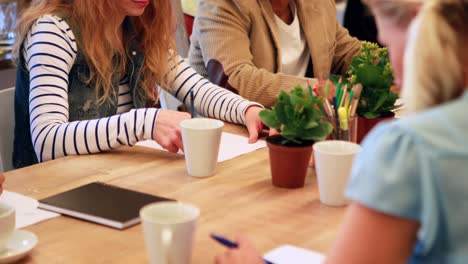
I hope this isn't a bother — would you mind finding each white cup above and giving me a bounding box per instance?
[313,140,361,206]
[140,202,200,264]
[0,202,15,252]
[180,118,224,177]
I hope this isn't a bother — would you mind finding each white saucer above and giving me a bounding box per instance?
[0,230,38,264]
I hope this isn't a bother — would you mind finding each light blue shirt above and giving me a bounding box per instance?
[346,91,468,263]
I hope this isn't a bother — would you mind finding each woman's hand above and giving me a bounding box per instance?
[215,235,264,264]
[245,106,280,143]
[245,106,265,143]
[315,79,336,102]
[0,173,5,195]
[153,110,191,153]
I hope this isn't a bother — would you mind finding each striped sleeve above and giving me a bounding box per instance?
[26,15,158,163]
[167,57,263,125]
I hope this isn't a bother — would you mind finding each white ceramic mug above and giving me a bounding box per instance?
[313,140,361,206]
[180,118,224,177]
[140,202,200,264]
[0,202,15,252]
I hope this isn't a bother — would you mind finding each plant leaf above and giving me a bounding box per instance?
[259,109,281,130]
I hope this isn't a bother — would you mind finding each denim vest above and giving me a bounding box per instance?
[13,17,146,169]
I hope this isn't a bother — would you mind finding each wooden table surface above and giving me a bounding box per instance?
[4,124,346,263]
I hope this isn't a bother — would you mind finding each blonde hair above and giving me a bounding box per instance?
[365,0,468,113]
[402,0,468,112]
[14,0,177,104]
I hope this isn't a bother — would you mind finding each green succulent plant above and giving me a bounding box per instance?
[259,86,333,145]
[348,41,398,119]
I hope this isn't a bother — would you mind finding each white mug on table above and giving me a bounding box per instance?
[313,140,361,206]
[180,118,224,177]
[140,201,200,264]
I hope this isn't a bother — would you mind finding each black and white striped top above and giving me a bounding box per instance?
[25,15,259,163]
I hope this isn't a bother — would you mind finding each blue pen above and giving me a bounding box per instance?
[210,234,274,264]
[190,89,195,118]
[211,233,238,248]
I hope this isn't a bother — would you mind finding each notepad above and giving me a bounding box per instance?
[0,191,60,228]
[264,245,325,264]
[38,182,173,229]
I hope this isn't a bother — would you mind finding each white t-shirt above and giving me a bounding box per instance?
[274,1,311,77]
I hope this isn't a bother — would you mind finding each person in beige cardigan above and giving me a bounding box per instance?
[189,0,361,107]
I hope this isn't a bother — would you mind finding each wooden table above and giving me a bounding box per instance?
[4,124,346,263]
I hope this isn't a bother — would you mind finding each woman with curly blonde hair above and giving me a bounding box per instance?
[215,0,468,263]
[13,0,265,168]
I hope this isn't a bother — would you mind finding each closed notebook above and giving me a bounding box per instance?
[38,182,173,229]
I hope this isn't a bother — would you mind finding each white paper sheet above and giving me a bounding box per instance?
[136,132,266,162]
[264,245,325,264]
[0,191,60,228]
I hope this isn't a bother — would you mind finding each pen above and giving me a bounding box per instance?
[190,89,195,118]
[335,78,343,109]
[349,84,363,117]
[211,233,238,248]
[322,98,334,118]
[338,107,350,141]
[210,234,274,264]
[307,80,314,97]
[339,84,348,108]
[324,82,330,96]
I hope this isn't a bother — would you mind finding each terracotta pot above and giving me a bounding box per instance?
[266,135,314,188]
[357,112,395,143]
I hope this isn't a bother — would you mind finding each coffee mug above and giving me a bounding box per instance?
[313,140,361,206]
[0,202,15,252]
[140,202,200,264]
[180,118,224,177]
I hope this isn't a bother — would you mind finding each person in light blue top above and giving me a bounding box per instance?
[324,0,468,262]
[214,0,468,263]
[347,91,468,263]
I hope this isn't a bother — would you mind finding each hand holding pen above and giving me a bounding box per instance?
[212,234,273,264]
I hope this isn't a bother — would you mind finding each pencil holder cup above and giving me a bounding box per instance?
[327,115,357,143]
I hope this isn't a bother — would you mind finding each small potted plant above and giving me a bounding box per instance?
[260,86,333,188]
[347,41,399,143]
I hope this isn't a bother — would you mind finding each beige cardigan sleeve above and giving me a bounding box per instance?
[192,1,311,107]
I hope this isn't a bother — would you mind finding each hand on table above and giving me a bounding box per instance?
[153,110,191,153]
[245,106,279,143]
[215,235,264,264]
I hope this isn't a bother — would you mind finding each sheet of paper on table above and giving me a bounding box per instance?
[136,132,266,162]
[0,191,60,228]
[264,245,325,264]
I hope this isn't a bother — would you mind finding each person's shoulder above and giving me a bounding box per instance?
[360,119,416,159]
[199,0,257,14]
[297,0,338,25]
[361,100,467,159]
[25,14,77,55]
[347,119,423,221]
[35,14,70,29]
[303,0,336,10]
[398,97,468,151]
[31,14,75,40]
[230,0,258,11]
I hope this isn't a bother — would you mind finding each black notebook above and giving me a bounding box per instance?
[38,182,173,229]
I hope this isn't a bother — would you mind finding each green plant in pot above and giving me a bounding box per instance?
[260,86,333,188]
[347,41,399,143]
